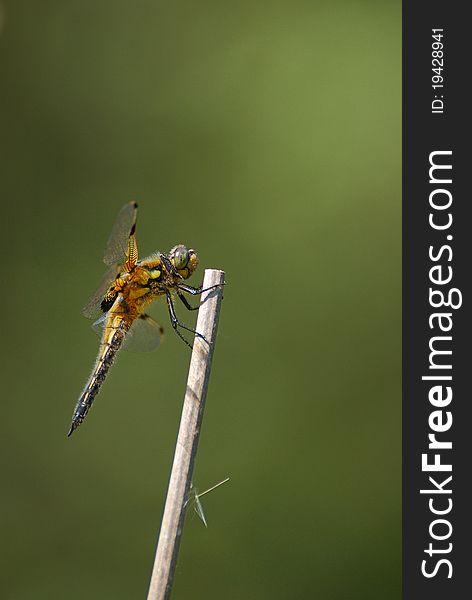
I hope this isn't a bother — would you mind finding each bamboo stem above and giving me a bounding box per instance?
[146,269,225,600]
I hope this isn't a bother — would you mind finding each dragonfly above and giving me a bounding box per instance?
[68,201,220,437]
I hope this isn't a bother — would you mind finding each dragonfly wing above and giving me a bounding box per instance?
[82,263,121,319]
[90,301,163,352]
[103,201,138,266]
[122,314,163,352]
[90,295,127,333]
[91,314,107,336]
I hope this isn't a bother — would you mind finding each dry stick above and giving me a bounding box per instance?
[147,268,225,600]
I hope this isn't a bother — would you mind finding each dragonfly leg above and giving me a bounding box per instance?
[176,282,225,310]
[177,290,199,311]
[178,282,225,296]
[165,290,209,349]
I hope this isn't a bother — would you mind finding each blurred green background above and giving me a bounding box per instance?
[0,1,400,598]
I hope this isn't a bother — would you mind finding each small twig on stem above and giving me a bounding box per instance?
[146,269,225,600]
[186,477,230,528]
[194,476,230,501]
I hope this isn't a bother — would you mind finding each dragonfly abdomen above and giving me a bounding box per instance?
[67,319,129,436]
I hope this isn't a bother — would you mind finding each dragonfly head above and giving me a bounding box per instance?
[169,245,199,279]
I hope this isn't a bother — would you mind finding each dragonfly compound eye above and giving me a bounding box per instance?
[171,245,190,270]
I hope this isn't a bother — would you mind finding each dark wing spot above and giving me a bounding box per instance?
[100,291,116,313]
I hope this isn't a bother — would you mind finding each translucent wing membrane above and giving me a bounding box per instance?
[82,263,121,319]
[83,202,138,319]
[103,201,138,266]
[123,314,163,352]
[91,314,107,335]
[92,313,163,352]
